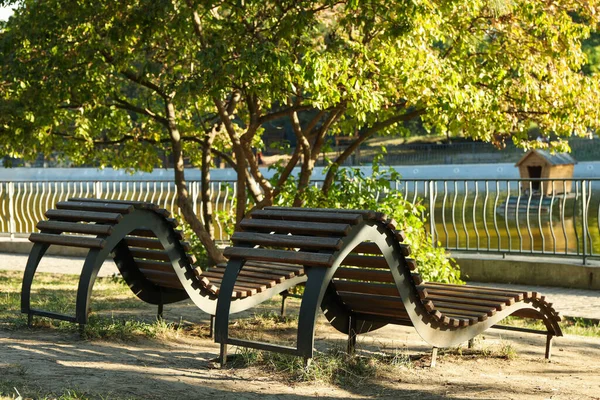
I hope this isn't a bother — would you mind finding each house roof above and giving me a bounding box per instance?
[515,149,577,167]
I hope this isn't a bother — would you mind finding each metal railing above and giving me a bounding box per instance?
[397,178,600,263]
[1,177,598,262]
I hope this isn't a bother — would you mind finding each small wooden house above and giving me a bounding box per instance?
[515,150,576,196]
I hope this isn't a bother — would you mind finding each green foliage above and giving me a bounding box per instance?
[178,217,210,270]
[271,157,462,284]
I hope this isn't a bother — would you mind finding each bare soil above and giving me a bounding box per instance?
[1,302,600,400]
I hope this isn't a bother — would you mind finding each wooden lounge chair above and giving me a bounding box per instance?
[215,207,562,365]
[21,198,306,332]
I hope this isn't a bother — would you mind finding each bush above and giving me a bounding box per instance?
[271,157,462,284]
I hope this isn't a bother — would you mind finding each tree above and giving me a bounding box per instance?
[1,0,599,265]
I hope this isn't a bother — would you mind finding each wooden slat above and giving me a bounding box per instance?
[239,264,298,279]
[341,254,389,269]
[134,259,173,273]
[69,197,160,211]
[129,248,170,262]
[202,270,277,288]
[128,228,184,241]
[333,280,400,297]
[240,219,352,236]
[420,285,516,305]
[338,291,406,311]
[124,236,193,252]
[36,220,113,236]
[430,300,496,316]
[203,275,265,294]
[29,233,105,249]
[231,232,343,250]
[224,247,334,267]
[263,206,380,220]
[433,307,488,322]
[45,209,123,223]
[56,201,134,214]
[341,299,409,319]
[352,242,382,255]
[405,258,417,271]
[424,293,506,311]
[138,268,183,289]
[209,266,289,283]
[334,267,394,283]
[250,209,363,225]
[424,283,525,301]
[244,260,305,273]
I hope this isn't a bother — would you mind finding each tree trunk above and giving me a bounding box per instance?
[166,101,226,265]
[201,129,215,238]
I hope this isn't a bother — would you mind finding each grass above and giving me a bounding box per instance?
[501,315,600,338]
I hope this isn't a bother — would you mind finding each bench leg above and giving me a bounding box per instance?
[78,323,86,337]
[545,335,553,360]
[27,314,33,328]
[209,315,215,339]
[220,343,227,367]
[157,303,164,320]
[347,314,357,354]
[468,338,475,349]
[430,347,438,368]
[280,290,289,317]
[303,357,313,369]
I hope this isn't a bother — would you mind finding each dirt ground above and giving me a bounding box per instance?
[1,299,600,400]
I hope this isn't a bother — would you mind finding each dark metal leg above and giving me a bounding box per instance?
[280,290,289,317]
[347,314,357,354]
[209,315,215,338]
[78,324,85,337]
[545,335,553,360]
[468,338,474,349]
[27,314,33,328]
[303,357,312,369]
[430,347,438,368]
[220,343,227,367]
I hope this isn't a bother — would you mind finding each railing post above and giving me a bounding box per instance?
[429,180,436,246]
[582,179,588,265]
[8,181,15,240]
[94,181,103,198]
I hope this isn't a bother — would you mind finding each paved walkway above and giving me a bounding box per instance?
[1,252,598,320]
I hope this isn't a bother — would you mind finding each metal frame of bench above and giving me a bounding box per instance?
[21,199,306,332]
[215,207,562,366]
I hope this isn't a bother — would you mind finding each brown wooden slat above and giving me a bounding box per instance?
[412,273,423,285]
[340,298,409,319]
[394,230,407,242]
[433,307,487,322]
[224,247,334,267]
[424,283,525,301]
[231,232,343,250]
[250,209,363,225]
[352,242,382,254]
[341,254,389,269]
[69,197,160,210]
[205,275,265,294]
[338,291,406,311]
[244,260,305,273]
[36,220,114,236]
[29,233,105,249]
[405,258,417,271]
[134,259,174,273]
[238,264,298,279]
[240,219,351,236]
[430,300,496,316]
[420,285,516,305]
[209,266,289,283]
[334,267,394,283]
[128,228,184,241]
[263,206,380,220]
[138,268,183,289]
[202,270,277,288]
[124,236,193,252]
[45,209,123,224]
[333,280,400,297]
[56,201,134,214]
[129,248,170,262]
[424,293,506,311]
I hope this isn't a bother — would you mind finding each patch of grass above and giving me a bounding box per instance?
[82,316,183,341]
[230,346,412,386]
[440,339,517,361]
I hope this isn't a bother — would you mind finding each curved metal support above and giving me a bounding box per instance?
[21,242,51,322]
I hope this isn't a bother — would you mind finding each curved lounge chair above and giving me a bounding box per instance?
[21,198,306,331]
[215,207,562,365]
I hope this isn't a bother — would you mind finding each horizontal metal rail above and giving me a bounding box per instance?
[0,178,598,262]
